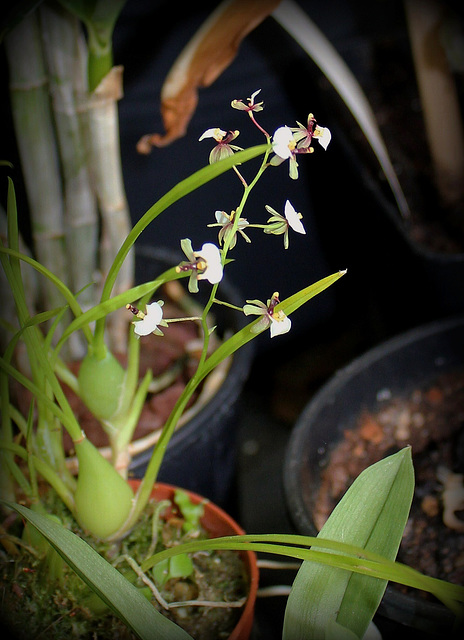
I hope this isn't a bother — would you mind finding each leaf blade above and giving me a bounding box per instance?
[2,501,193,640]
[283,447,414,640]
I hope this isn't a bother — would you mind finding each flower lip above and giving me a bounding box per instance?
[270,311,292,338]
[314,125,331,150]
[194,243,223,284]
[272,126,295,159]
[284,200,305,235]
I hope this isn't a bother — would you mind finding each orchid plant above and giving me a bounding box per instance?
[2,86,464,640]
[0,87,343,628]
[1,2,464,638]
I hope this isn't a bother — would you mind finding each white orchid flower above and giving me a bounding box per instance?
[264,200,306,249]
[177,239,224,293]
[127,301,165,337]
[243,292,291,338]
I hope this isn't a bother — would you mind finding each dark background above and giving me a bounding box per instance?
[2,1,464,637]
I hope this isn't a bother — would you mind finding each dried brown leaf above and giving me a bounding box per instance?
[137,0,281,152]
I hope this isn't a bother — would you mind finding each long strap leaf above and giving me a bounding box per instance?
[93,143,269,347]
[283,448,415,640]
[2,501,193,640]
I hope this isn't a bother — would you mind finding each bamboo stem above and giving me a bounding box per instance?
[5,11,69,318]
[84,66,134,352]
[39,5,99,313]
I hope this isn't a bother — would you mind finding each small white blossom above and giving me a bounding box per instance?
[208,210,251,248]
[128,301,165,337]
[177,239,224,293]
[264,200,306,249]
[270,126,299,179]
[199,128,242,163]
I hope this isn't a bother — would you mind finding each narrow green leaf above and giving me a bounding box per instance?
[201,270,345,378]
[140,532,464,608]
[99,144,269,304]
[2,501,193,640]
[0,245,88,338]
[283,447,414,640]
[92,143,269,349]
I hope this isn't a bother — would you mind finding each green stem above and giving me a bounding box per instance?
[40,4,99,329]
[115,145,273,535]
[87,44,113,94]
[199,141,271,368]
[212,298,243,312]
[92,144,269,355]
[0,440,75,512]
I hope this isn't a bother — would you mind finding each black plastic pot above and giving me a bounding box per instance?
[129,246,254,508]
[351,138,464,319]
[284,314,464,637]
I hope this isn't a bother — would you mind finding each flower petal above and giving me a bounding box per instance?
[243,301,267,316]
[250,315,271,334]
[180,238,195,261]
[215,210,229,224]
[195,243,223,284]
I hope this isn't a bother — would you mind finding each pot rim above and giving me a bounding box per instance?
[283,313,464,632]
[128,480,259,640]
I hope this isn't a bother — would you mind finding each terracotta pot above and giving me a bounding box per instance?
[129,480,259,640]
[283,315,464,637]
